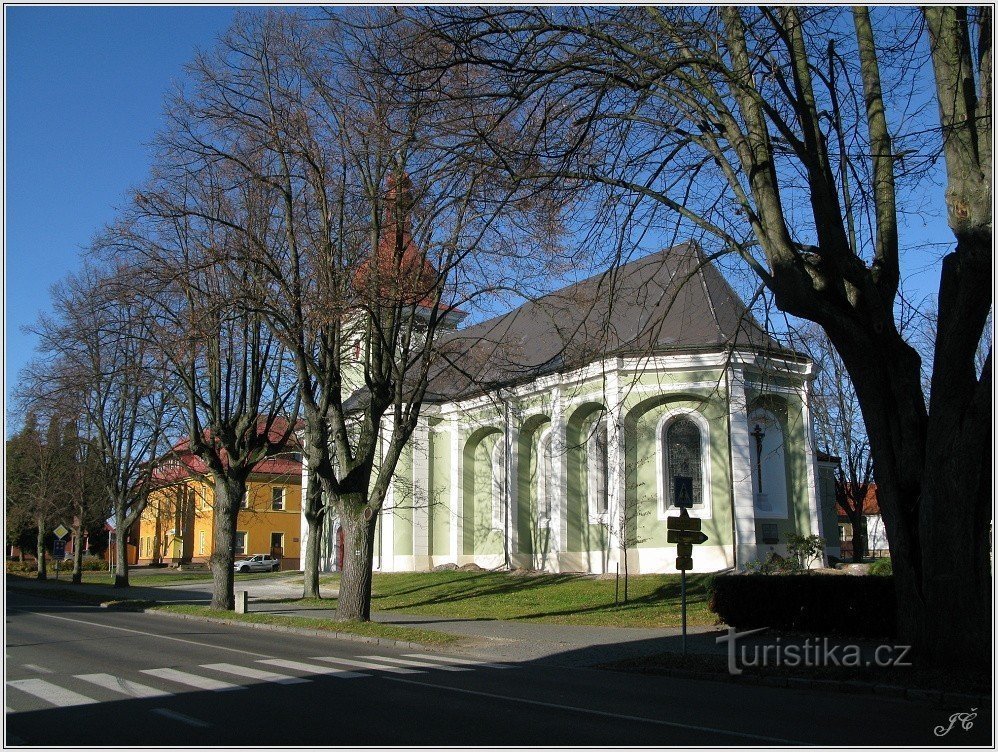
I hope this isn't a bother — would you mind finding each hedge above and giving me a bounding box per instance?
[709,574,896,638]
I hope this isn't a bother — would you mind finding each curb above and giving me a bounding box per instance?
[627,664,987,707]
[123,605,432,650]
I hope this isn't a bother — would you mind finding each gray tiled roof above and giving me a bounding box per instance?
[423,242,796,402]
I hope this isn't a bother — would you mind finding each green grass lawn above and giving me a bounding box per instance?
[308,571,717,628]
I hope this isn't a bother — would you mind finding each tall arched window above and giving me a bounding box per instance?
[587,420,609,520]
[662,415,705,513]
[491,436,506,530]
[537,429,553,528]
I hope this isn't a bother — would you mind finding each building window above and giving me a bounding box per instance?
[537,429,554,528]
[657,409,712,519]
[748,408,788,518]
[491,437,506,531]
[271,487,285,511]
[234,531,247,555]
[270,532,284,554]
[199,530,206,555]
[665,417,703,510]
[587,420,609,521]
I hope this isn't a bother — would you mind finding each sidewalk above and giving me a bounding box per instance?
[6,573,716,665]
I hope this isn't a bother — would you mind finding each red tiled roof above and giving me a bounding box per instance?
[353,172,441,307]
[837,483,880,516]
[153,418,302,482]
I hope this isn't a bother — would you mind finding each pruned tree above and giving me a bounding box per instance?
[4,407,78,578]
[422,5,991,670]
[102,131,301,609]
[29,263,174,587]
[125,9,561,619]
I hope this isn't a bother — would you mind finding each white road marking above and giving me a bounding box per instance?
[16,609,271,658]
[141,668,244,692]
[257,659,367,678]
[75,673,171,699]
[201,663,309,685]
[405,653,513,669]
[360,655,470,672]
[21,664,53,674]
[7,678,98,708]
[383,676,805,745]
[311,656,424,674]
[150,708,211,728]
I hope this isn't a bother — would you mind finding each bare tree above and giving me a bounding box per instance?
[126,10,560,619]
[424,5,991,671]
[27,264,174,587]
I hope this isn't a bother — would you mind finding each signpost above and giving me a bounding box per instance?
[52,525,69,581]
[668,478,708,654]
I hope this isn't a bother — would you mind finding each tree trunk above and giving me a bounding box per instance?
[302,510,324,600]
[113,505,130,588]
[35,522,46,581]
[208,474,247,610]
[832,317,989,675]
[846,508,866,563]
[334,494,377,621]
[71,515,84,584]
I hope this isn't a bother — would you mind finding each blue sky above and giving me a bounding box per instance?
[5,6,958,431]
[5,5,237,417]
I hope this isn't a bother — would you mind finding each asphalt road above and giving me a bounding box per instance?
[4,590,989,746]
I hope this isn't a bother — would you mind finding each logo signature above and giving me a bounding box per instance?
[934,708,977,737]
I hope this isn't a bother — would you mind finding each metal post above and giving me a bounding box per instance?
[681,567,687,655]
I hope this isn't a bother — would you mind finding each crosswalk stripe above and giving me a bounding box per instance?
[8,678,98,707]
[359,655,471,672]
[75,673,171,698]
[201,663,309,685]
[140,668,244,692]
[405,653,513,669]
[257,659,367,679]
[311,656,424,674]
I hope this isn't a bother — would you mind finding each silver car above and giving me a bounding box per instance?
[233,554,280,573]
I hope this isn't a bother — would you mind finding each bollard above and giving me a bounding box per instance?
[235,590,248,614]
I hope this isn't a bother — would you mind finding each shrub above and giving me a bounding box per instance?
[869,558,893,576]
[709,574,896,637]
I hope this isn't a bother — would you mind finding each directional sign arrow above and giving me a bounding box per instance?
[666,515,702,532]
[667,530,709,545]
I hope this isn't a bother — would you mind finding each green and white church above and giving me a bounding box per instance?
[300,243,840,575]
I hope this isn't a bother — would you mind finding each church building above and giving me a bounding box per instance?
[301,237,839,575]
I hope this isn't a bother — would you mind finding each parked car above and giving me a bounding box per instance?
[233,554,280,573]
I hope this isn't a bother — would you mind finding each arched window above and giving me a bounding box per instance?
[491,436,506,530]
[587,420,609,520]
[665,417,703,510]
[537,429,553,528]
[748,409,788,517]
[656,409,712,519]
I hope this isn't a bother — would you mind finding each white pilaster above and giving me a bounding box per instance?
[299,434,310,572]
[505,400,520,565]
[380,418,396,571]
[449,420,462,564]
[412,419,430,569]
[552,385,568,567]
[606,362,625,570]
[800,378,826,565]
[728,366,758,567]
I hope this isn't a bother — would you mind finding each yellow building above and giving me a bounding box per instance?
[136,446,303,570]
